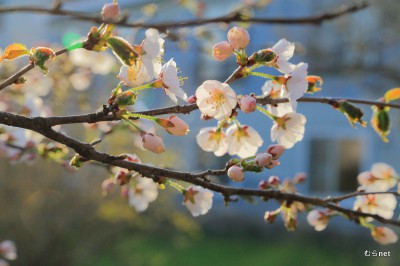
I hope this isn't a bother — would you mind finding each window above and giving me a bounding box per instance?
[309,138,362,192]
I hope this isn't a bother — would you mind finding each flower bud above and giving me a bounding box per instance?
[255,152,272,167]
[293,172,307,184]
[227,165,244,182]
[258,180,270,190]
[239,95,256,113]
[267,144,285,160]
[212,41,234,61]
[266,160,280,169]
[187,95,197,104]
[101,3,121,22]
[268,175,280,186]
[142,132,165,154]
[114,170,130,186]
[165,116,190,136]
[264,210,279,224]
[227,27,250,50]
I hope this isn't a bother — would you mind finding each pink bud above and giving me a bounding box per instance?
[187,95,197,104]
[227,26,250,50]
[267,144,285,160]
[101,3,121,22]
[255,152,272,167]
[227,165,244,182]
[166,116,190,136]
[114,170,130,186]
[102,178,114,195]
[212,41,234,61]
[264,211,278,224]
[266,160,280,169]
[239,95,256,113]
[268,176,280,186]
[293,172,307,184]
[142,133,165,154]
[258,180,270,190]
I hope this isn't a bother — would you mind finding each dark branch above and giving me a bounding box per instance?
[0,2,369,29]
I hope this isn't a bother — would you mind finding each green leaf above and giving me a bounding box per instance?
[371,106,390,142]
[107,36,139,66]
[334,100,366,128]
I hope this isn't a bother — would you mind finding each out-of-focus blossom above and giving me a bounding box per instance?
[266,144,286,160]
[196,127,228,156]
[128,177,158,212]
[183,185,213,217]
[307,209,329,231]
[354,194,396,220]
[357,163,398,192]
[141,28,165,79]
[101,2,121,22]
[226,124,263,158]
[270,112,306,149]
[371,226,398,245]
[196,80,237,120]
[69,49,116,75]
[0,240,16,260]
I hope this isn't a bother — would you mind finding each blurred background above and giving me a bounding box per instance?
[0,0,399,265]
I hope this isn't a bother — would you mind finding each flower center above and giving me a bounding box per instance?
[208,88,226,108]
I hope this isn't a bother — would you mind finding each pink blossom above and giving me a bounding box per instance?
[227,27,250,50]
[212,41,234,61]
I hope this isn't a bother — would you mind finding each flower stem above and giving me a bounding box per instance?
[125,111,157,122]
[65,41,84,52]
[129,83,153,92]
[167,180,185,192]
[256,105,276,120]
[249,71,276,80]
[121,116,143,132]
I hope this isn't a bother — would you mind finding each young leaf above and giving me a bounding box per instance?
[306,75,323,94]
[106,36,139,66]
[371,106,390,142]
[114,90,138,107]
[332,100,367,128]
[384,88,400,103]
[30,47,55,75]
[0,43,30,62]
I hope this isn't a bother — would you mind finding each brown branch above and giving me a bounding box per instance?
[0,2,369,29]
[1,110,399,227]
[325,191,400,203]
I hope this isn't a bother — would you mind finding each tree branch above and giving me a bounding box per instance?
[0,110,399,227]
[0,2,369,29]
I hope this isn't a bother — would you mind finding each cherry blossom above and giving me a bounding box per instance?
[284,62,308,111]
[162,116,189,136]
[101,2,120,22]
[270,39,296,74]
[255,152,272,167]
[183,185,213,217]
[141,28,165,79]
[196,80,237,120]
[226,124,263,158]
[270,112,306,149]
[266,144,286,160]
[0,240,16,261]
[196,127,228,156]
[261,80,293,116]
[118,60,152,88]
[357,163,398,192]
[371,226,398,245]
[353,194,396,219]
[158,59,187,103]
[307,209,329,231]
[128,177,158,212]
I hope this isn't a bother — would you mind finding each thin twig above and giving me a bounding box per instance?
[0,2,369,29]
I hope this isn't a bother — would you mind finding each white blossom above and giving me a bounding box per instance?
[270,39,296,74]
[226,124,263,158]
[183,185,213,217]
[159,59,187,103]
[353,194,396,220]
[270,112,306,149]
[128,177,158,212]
[196,80,237,120]
[196,127,229,157]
